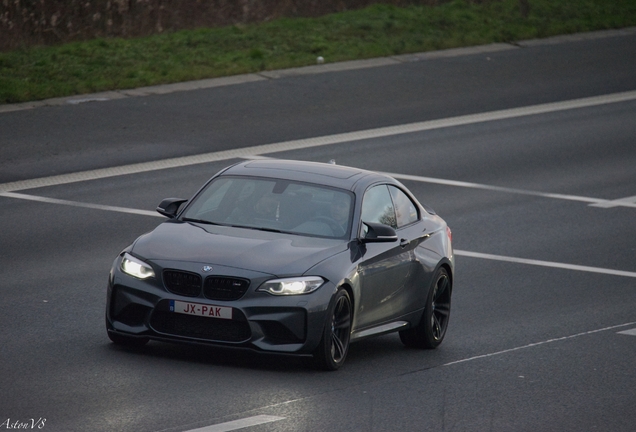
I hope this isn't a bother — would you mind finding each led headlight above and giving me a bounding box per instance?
[121,253,155,279]
[257,276,325,295]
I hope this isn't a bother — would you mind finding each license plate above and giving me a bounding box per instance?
[169,300,232,320]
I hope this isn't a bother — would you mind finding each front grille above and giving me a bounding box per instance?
[150,310,251,342]
[163,270,202,297]
[204,276,250,301]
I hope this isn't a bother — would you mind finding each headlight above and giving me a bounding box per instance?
[257,276,325,295]
[121,253,155,279]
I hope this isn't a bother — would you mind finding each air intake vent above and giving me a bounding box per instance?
[163,270,202,297]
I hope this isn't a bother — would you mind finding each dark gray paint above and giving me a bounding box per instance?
[1,32,635,431]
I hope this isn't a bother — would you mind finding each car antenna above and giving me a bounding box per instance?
[329,159,336,165]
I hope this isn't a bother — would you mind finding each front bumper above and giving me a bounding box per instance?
[105,256,335,354]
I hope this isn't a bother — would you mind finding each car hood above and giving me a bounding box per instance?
[131,220,349,276]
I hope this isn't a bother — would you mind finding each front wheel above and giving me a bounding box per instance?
[400,267,451,349]
[313,288,352,371]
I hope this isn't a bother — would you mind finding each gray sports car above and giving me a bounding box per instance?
[106,159,454,370]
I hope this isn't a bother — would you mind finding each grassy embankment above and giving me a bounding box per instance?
[1,0,635,104]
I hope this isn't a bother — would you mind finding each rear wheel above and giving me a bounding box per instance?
[107,331,149,347]
[400,267,451,349]
[313,288,352,371]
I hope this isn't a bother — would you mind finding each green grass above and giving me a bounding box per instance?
[1,0,635,104]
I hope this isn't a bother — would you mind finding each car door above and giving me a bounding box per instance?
[355,184,420,329]
[388,185,439,314]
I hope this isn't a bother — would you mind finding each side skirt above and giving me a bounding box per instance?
[350,321,408,341]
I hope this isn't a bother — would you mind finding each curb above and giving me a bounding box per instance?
[1,27,635,114]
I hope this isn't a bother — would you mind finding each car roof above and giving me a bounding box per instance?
[221,159,392,191]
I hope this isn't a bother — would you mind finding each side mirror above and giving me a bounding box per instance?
[361,222,398,243]
[156,198,188,218]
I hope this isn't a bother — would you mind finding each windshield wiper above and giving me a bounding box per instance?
[253,227,283,233]
[228,224,289,234]
[182,217,222,226]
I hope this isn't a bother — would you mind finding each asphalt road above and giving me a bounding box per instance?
[1,30,635,432]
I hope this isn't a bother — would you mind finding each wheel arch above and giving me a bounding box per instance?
[435,259,454,295]
[338,282,355,319]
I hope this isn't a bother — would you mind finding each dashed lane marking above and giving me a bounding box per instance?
[170,322,636,431]
[455,250,636,278]
[589,194,636,208]
[443,322,636,367]
[617,328,636,336]
[182,415,285,432]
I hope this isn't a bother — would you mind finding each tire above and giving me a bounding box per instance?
[313,288,352,371]
[107,331,149,348]
[399,267,451,349]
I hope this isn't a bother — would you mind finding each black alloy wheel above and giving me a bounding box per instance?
[314,288,352,371]
[399,267,451,349]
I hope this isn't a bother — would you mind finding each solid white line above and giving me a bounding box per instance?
[444,322,636,367]
[1,90,635,194]
[617,328,636,336]
[183,415,285,432]
[3,192,636,279]
[0,192,162,217]
[455,249,636,278]
[384,172,636,209]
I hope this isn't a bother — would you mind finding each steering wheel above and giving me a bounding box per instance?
[310,216,346,237]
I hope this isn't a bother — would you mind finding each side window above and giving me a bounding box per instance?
[389,186,419,228]
[361,185,397,229]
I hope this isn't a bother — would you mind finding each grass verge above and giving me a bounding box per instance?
[1,0,635,104]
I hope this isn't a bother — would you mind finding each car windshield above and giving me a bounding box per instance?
[181,176,353,239]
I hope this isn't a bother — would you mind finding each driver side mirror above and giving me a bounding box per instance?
[156,198,188,218]
[360,222,398,243]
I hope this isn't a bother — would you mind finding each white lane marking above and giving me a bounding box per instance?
[0,192,162,217]
[590,194,636,208]
[384,172,636,209]
[1,90,635,194]
[617,328,636,336]
[443,322,636,367]
[2,192,636,279]
[455,249,636,278]
[183,415,285,432]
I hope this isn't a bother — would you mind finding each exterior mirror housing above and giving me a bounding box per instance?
[156,198,188,218]
[361,222,398,243]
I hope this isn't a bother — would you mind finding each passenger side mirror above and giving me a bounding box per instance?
[361,222,398,243]
[156,198,188,218]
